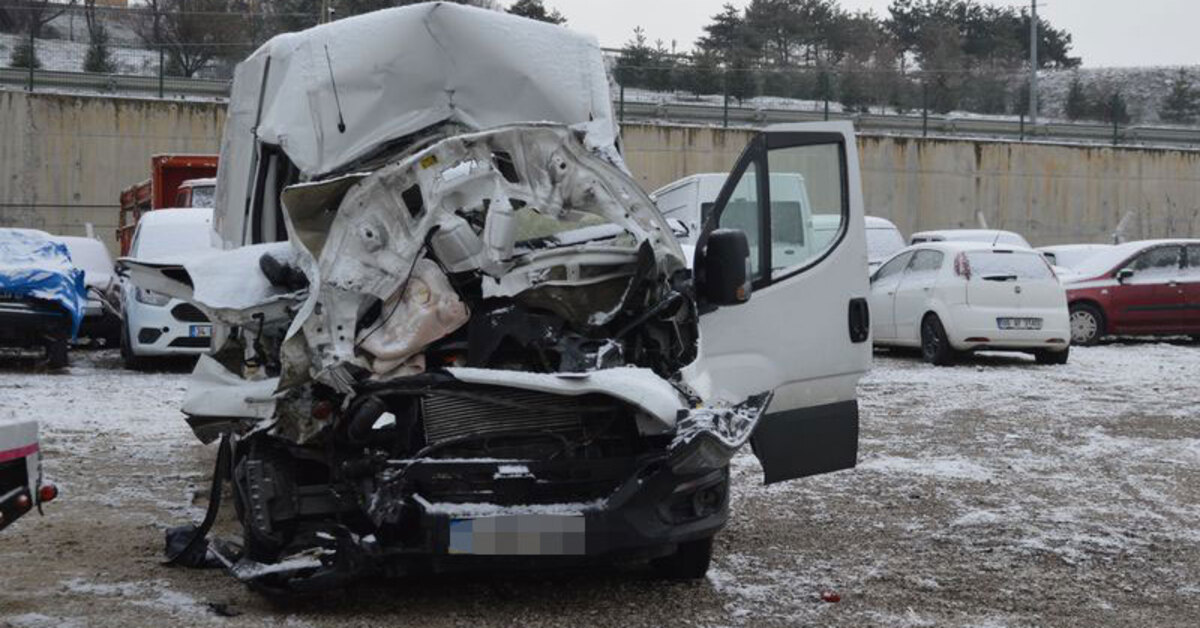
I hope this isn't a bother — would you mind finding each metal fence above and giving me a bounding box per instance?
[3,5,1200,148]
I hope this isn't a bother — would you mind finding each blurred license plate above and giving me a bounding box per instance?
[997,317,1042,330]
[189,325,213,338]
[448,515,585,555]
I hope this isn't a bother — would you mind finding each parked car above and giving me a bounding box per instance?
[56,236,121,346]
[0,228,86,368]
[865,216,906,271]
[1037,243,1114,281]
[1062,239,1200,345]
[0,419,57,532]
[651,175,899,273]
[118,208,216,368]
[870,242,1071,365]
[125,4,871,589]
[910,229,1032,249]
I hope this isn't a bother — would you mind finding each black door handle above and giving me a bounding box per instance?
[848,298,870,343]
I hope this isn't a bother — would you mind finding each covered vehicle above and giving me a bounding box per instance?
[0,229,86,368]
[127,3,870,589]
[56,236,121,345]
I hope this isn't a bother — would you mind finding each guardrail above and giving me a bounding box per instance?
[0,68,230,100]
[616,101,1200,149]
[5,68,1200,149]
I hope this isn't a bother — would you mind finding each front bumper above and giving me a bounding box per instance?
[125,297,213,357]
[0,300,71,348]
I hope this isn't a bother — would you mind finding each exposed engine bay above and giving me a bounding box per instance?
[132,123,770,589]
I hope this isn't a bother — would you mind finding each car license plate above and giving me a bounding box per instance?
[997,317,1042,330]
[189,325,213,338]
[448,515,585,555]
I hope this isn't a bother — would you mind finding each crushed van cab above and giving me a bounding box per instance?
[125,3,871,590]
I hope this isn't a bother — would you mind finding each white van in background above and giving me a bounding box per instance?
[651,174,904,273]
[910,229,1032,249]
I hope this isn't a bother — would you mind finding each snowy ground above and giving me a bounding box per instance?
[2,343,1199,627]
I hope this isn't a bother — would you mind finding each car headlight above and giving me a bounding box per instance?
[134,287,171,306]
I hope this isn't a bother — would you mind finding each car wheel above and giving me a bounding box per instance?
[45,338,69,369]
[1035,347,1070,365]
[650,537,714,580]
[120,320,145,370]
[1069,303,1104,346]
[920,315,957,366]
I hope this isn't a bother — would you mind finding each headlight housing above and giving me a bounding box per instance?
[134,286,171,306]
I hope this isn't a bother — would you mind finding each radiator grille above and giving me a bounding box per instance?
[421,389,592,445]
[171,303,209,323]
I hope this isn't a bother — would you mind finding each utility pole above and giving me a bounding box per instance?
[1029,0,1038,126]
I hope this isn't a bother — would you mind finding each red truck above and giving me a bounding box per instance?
[117,155,218,256]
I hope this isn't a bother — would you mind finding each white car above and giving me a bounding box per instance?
[865,216,906,271]
[56,236,121,345]
[870,242,1071,365]
[119,208,216,368]
[910,228,1032,249]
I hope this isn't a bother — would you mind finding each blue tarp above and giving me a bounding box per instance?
[0,229,87,337]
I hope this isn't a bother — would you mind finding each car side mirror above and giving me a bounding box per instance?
[703,228,752,306]
[1116,268,1134,283]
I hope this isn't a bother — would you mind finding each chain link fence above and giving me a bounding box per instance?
[2,5,1198,146]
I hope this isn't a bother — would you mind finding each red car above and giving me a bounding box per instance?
[1063,239,1200,345]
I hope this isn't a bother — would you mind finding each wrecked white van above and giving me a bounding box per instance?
[126,3,871,590]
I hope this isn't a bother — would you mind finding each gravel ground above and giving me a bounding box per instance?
[2,343,1199,627]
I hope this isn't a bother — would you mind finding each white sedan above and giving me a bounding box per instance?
[869,242,1071,365]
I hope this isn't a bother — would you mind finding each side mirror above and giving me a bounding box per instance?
[703,229,752,306]
[1116,268,1134,283]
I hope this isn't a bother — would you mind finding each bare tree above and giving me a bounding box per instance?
[0,0,77,38]
[133,0,248,78]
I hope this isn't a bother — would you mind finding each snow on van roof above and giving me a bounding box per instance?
[137,207,213,226]
[906,240,1042,253]
[865,216,899,229]
[228,2,616,179]
[910,229,1031,248]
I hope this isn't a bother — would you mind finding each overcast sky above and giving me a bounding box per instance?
[549,0,1198,68]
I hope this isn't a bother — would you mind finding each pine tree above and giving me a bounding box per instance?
[1064,76,1089,121]
[615,27,652,90]
[507,0,566,24]
[1159,69,1199,125]
[1098,90,1131,125]
[83,25,116,74]
[9,38,39,70]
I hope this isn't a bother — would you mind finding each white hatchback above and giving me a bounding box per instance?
[870,242,1071,365]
